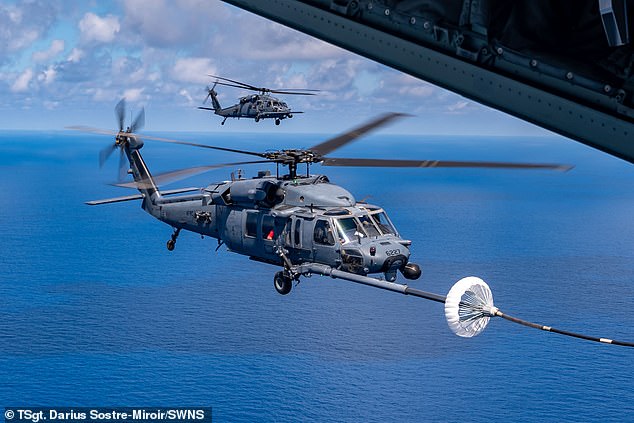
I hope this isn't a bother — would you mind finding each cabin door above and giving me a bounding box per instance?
[311,218,340,266]
[285,216,312,264]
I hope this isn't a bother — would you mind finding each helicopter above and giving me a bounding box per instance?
[198,75,318,126]
[69,99,585,341]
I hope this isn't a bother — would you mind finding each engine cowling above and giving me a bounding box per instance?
[228,180,283,208]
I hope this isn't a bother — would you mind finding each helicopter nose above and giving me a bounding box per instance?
[364,241,410,277]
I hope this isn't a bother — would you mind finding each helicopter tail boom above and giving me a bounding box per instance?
[123,141,164,208]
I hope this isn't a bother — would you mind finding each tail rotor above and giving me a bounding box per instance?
[130,107,145,133]
[203,82,218,104]
[101,98,145,181]
[115,98,126,132]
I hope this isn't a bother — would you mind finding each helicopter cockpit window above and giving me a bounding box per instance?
[334,217,366,244]
[314,219,335,246]
[357,215,380,237]
[369,211,397,236]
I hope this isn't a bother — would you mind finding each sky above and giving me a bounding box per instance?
[0,0,550,135]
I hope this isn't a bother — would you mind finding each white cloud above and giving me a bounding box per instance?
[79,13,120,43]
[121,0,229,48]
[7,6,22,23]
[123,88,144,102]
[179,88,194,104]
[90,88,116,102]
[447,101,469,113]
[399,84,434,97]
[171,58,216,84]
[224,20,343,61]
[11,68,33,92]
[43,100,59,110]
[32,39,65,63]
[67,48,83,63]
[38,66,57,85]
[8,29,39,51]
[0,1,59,63]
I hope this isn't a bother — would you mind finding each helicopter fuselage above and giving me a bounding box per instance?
[145,172,419,282]
[203,92,296,125]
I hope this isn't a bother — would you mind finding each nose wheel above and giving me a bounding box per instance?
[275,119,281,125]
[167,228,181,251]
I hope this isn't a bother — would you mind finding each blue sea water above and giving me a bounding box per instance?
[1,130,634,422]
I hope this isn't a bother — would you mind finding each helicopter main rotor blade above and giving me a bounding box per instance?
[66,125,118,136]
[213,80,259,91]
[208,75,260,91]
[208,75,318,95]
[321,157,573,171]
[268,90,318,96]
[309,112,410,156]
[272,88,321,92]
[67,125,268,160]
[130,107,145,133]
[213,81,318,95]
[131,133,268,159]
[114,160,272,189]
[115,98,126,132]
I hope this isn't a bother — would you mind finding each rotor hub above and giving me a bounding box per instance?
[263,149,322,165]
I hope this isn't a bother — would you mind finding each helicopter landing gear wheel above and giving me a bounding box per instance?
[167,228,180,251]
[255,116,260,123]
[275,119,281,125]
[274,271,292,295]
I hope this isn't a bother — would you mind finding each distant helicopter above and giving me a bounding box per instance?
[69,100,581,341]
[198,75,318,126]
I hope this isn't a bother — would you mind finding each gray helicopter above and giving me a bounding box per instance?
[198,75,318,126]
[69,102,634,346]
[70,100,571,298]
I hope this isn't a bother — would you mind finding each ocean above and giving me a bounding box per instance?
[1,130,634,422]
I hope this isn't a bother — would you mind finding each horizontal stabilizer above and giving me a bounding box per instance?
[86,194,144,205]
[198,106,215,111]
[86,187,201,206]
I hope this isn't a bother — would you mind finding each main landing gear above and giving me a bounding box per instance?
[273,246,295,295]
[274,271,293,295]
[275,118,281,125]
[167,228,181,251]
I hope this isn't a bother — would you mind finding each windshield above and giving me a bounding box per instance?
[357,214,381,237]
[369,211,397,235]
[334,217,366,244]
[333,211,398,243]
